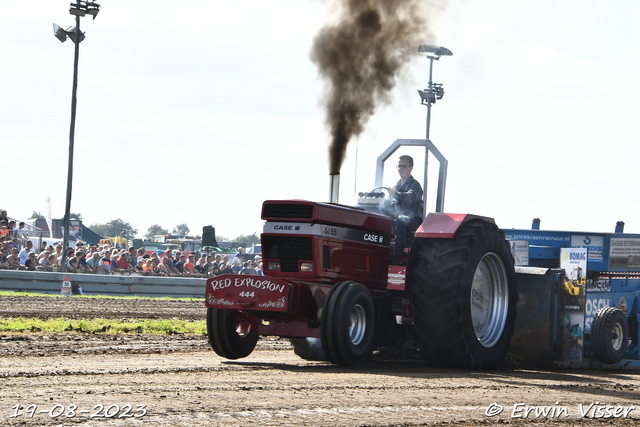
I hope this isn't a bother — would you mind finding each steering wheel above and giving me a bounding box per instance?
[359,186,389,199]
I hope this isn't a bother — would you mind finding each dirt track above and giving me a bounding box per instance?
[1,295,639,426]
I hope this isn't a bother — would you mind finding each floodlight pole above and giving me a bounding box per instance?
[60,13,81,273]
[425,56,434,140]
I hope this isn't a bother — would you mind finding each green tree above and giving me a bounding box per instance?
[232,232,260,247]
[69,212,83,221]
[145,224,169,240]
[30,211,45,220]
[89,218,138,240]
[172,223,190,237]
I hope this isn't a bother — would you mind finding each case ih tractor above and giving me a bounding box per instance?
[205,140,518,368]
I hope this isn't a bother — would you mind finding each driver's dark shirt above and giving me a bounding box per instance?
[392,175,424,223]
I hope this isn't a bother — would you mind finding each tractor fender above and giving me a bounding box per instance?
[414,213,496,239]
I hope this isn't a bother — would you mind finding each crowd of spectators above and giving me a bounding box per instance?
[0,209,264,277]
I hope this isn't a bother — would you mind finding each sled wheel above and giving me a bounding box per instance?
[407,219,517,369]
[591,307,628,364]
[207,308,259,360]
[289,338,327,361]
[321,281,375,366]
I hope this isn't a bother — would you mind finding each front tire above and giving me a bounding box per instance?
[207,308,259,360]
[321,281,375,366]
[408,219,517,369]
[591,307,628,364]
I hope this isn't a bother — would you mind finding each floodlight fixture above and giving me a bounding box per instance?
[52,23,85,44]
[417,44,452,139]
[418,44,453,59]
[69,1,100,19]
[53,23,67,43]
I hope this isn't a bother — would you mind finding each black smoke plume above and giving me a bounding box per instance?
[311,0,432,174]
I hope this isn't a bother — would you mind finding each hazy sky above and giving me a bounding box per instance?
[2,0,639,240]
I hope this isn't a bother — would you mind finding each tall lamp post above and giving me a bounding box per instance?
[417,44,452,140]
[53,1,100,272]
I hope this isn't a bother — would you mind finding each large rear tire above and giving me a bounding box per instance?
[407,219,517,369]
[207,308,259,360]
[591,307,628,364]
[321,281,375,367]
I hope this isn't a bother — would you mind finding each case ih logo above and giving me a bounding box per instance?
[273,225,301,231]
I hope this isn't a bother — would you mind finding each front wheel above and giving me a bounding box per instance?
[321,281,375,367]
[207,308,259,360]
[591,307,628,364]
[408,220,517,369]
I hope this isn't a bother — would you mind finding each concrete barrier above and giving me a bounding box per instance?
[0,270,206,298]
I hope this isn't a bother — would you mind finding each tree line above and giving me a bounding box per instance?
[29,211,259,245]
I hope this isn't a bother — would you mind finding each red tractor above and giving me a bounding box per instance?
[205,197,517,368]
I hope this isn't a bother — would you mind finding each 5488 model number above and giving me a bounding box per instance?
[322,226,337,236]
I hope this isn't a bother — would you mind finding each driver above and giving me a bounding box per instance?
[388,155,424,258]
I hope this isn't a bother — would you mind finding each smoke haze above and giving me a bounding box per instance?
[311,0,434,174]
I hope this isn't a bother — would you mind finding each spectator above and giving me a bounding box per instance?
[174,254,185,275]
[66,256,84,273]
[0,220,9,240]
[40,240,47,253]
[136,247,146,263]
[1,240,10,256]
[157,257,172,276]
[14,222,27,245]
[39,251,51,269]
[25,252,39,270]
[7,248,25,269]
[211,265,221,276]
[116,252,133,273]
[239,260,257,275]
[214,254,222,269]
[85,244,98,260]
[99,250,113,274]
[76,250,87,270]
[85,252,101,273]
[0,210,7,222]
[0,249,7,267]
[110,250,122,273]
[233,252,244,267]
[49,254,60,271]
[165,251,179,275]
[220,263,233,275]
[255,261,264,276]
[53,244,63,263]
[10,238,20,252]
[231,258,242,275]
[149,258,160,274]
[159,256,175,276]
[127,247,138,268]
[195,255,209,276]
[18,240,34,265]
[183,253,196,276]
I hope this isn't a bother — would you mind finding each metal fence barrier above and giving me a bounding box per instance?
[0,270,206,298]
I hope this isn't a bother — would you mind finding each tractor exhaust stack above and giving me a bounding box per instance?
[329,172,340,204]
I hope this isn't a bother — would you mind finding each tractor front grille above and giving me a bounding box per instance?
[263,235,313,273]
[263,204,313,219]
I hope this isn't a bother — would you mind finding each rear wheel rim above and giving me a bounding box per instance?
[349,304,366,346]
[612,322,624,351]
[470,252,509,348]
